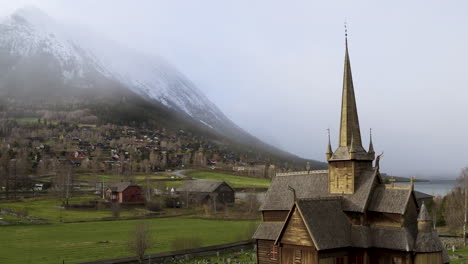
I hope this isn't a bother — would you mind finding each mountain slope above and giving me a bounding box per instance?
[0,7,325,168]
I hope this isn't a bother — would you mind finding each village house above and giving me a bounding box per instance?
[105,182,144,204]
[253,38,449,264]
[176,180,235,205]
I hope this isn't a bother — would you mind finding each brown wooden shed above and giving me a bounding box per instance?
[176,180,235,205]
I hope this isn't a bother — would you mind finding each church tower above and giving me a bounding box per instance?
[327,35,375,194]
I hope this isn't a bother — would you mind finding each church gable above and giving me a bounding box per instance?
[278,206,315,247]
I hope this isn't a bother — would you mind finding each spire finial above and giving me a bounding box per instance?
[326,128,333,158]
[368,128,375,154]
[344,19,348,39]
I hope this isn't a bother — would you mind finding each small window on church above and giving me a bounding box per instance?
[294,249,302,264]
[336,257,344,264]
[270,245,278,261]
[392,256,402,264]
[352,255,363,264]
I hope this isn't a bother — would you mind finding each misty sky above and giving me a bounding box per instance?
[1,0,467,178]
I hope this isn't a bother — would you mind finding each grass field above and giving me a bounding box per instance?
[187,171,271,188]
[0,217,258,264]
[0,213,30,224]
[76,173,185,190]
[0,196,141,222]
[449,247,468,263]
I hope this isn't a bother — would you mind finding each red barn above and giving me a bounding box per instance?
[105,182,144,204]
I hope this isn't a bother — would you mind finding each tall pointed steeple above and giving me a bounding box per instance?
[339,38,362,148]
[329,31,373,161]
[327,26,375,195]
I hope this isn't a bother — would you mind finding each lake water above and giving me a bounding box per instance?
[412,180,457,196]
[241,179,458,202]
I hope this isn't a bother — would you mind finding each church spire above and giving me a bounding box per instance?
[339,35,363,149]
[329,25,374,162]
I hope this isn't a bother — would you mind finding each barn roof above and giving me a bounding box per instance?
[367,185,413,214]
[260,168,378,212]
[177,180,233,193]
[107,182,137,192]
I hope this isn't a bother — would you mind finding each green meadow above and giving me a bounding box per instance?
[0,217,258,264]
[187,171,271,188]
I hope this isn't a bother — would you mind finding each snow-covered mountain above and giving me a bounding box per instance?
[0,7,318,167]
[0,7,231,133]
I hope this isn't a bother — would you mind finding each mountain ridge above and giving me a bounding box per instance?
[0,6,326,169]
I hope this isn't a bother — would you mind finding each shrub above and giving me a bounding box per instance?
[145,200,161,212]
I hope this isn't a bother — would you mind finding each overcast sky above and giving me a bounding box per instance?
[1,0,467,178]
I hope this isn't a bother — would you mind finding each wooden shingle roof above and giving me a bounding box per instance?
[252,222,283,240]
[295,198,351,250]
[368,185,414,214]
[177,180,233,193]
[260,168,378,212]
[108,182,134,192]
[415,230,444,253]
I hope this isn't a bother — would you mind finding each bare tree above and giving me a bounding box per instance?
[0,151,11,199]
[445,167,468,234]
[128,221,153,264]
[51,163,75,207]
[111,202,121,218]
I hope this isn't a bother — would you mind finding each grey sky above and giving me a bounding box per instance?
[1,0,467,178]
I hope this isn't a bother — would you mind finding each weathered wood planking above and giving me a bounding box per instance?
[280,208,314,247]
[257,240,280,264]
[414,252,443,264]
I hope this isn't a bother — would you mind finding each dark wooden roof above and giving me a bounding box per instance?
[414,190,434,200]
[415,230,444,253]
[252,222,283,240]
[107,182,137,192]
[295,198,351,250]
[369,226,415,251]
[260,169,378,212]
[177,180,234,193]
[368,185,413,214]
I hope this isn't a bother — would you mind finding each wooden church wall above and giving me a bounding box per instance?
[281,245,317,264]
[257,240,280,264]
[281,208,314,247]
[368,249,412,264]
[414,252,442,264]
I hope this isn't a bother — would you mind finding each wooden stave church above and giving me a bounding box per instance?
[253,38,449,264]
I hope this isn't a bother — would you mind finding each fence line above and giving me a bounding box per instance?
[76,240,254,264]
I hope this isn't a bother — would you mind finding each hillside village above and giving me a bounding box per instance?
[0,117,306,197]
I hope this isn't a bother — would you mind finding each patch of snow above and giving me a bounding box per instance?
[199,120,214,129]
[0,7,235,133]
